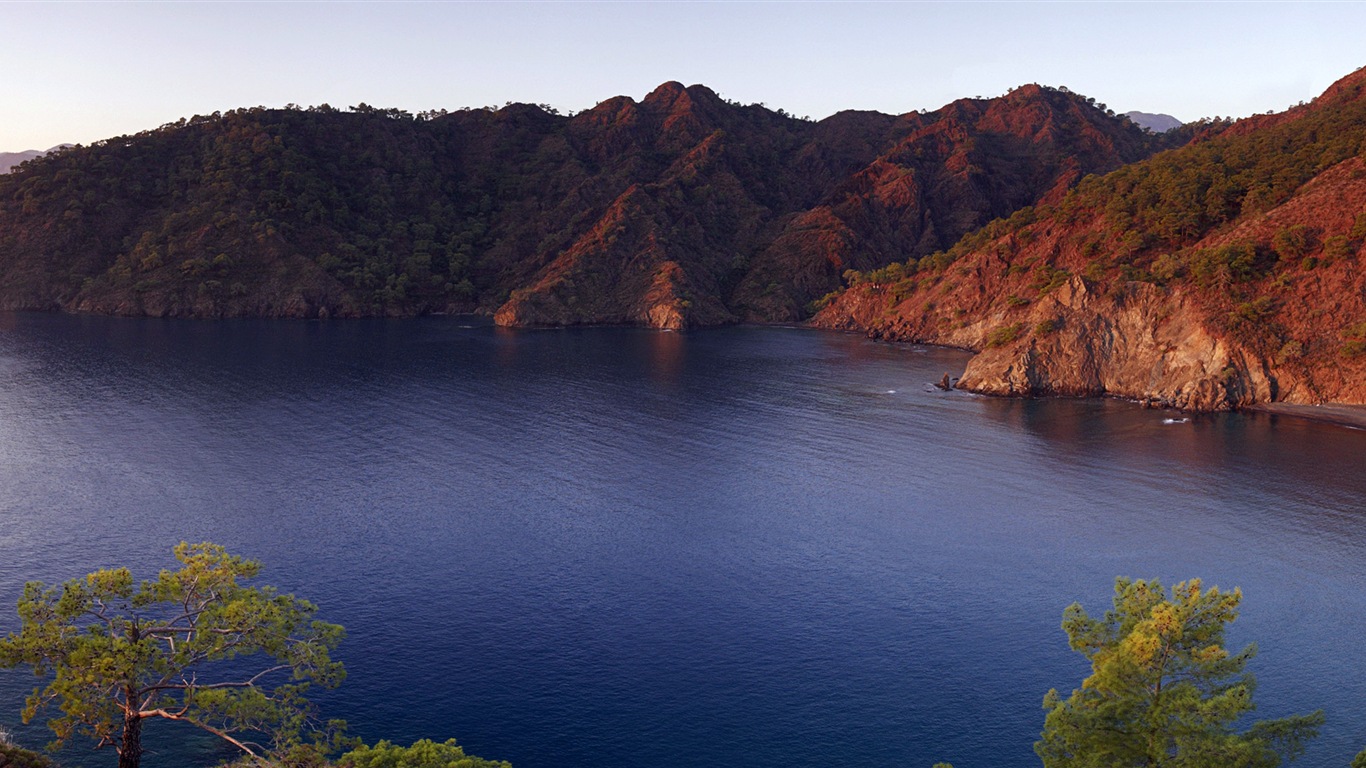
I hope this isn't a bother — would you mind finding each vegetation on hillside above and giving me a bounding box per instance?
[0,82,1170,325]
[0,107,484,316]
[820,67,1366,406]
[840,68,1366,297]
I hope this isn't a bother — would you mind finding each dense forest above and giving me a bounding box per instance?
[0,83,1175,326]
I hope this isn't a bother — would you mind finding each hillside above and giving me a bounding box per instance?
[0,149,45,173]
[0,83,1169,326]
[814,67,1366,411]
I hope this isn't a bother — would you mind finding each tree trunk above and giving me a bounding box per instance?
[118,704,142,768]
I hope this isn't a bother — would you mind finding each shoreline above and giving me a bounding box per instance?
[1245,402,1366,431]
[7,308,1365,431]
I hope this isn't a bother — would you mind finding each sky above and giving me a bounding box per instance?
[2,1,1365,151]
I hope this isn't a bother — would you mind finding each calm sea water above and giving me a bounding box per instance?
[1,313,1364,768]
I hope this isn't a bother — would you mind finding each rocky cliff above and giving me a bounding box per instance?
[815,68,1366,411]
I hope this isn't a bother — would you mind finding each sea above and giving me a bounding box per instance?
[1,312,1363,767]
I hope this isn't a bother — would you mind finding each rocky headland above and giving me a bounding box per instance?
[814,68,1366,413]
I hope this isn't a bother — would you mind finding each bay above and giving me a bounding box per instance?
[1,313,1363,767]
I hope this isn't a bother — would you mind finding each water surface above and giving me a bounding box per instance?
[1,313,1363,767]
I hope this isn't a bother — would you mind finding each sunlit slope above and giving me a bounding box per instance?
[816,67,1366,409]
[0,83,1165,326]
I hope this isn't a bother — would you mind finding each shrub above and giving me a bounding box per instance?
[1149,253,1187,283]
[1271,224,1317,261]
[339,739,512,768]
[0,742,55,768]
[1035,318,1064,336]
[1190,241,1261,285]
[986,322,1026,348]
[1229,295,1277,325]
[1031,264,1072,294]
[1351,211,1366,240]
[1275,339,1304,365]
[806,289,843,315]
[1082,260,1108,282]
[1343,322,1366,358]
[1323,234,1354,262]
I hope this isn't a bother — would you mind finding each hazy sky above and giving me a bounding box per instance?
[2,1,1364,150]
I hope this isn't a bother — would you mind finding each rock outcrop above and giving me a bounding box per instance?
[815,68,1366,411]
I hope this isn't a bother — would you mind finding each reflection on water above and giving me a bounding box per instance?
[1,313,1364,768]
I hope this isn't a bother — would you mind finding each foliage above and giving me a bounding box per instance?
[843,72,1366,307]
[1035,318,1064,336]
[0,107,507,315]
[0,729,54,768]
[1342,322,1366,358]
[1270,226,1317,262]
[1036,577,1322,768]
[0,543,346,768]
[338,739,512,768]
[1031,265,1072,294]
[0,84,1165,323]
[986,323,1026,348]
[1189,242,1265,286]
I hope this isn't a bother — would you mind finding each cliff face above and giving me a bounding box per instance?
[823,275,1300,411]
[0,82,1166,327]
[815,68,1366,411]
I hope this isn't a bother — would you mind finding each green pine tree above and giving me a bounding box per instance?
[1036,577,1322,768]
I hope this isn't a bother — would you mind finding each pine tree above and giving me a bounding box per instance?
[1036,578,1321,768]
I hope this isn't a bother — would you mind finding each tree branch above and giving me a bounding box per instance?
[139,708,262,758]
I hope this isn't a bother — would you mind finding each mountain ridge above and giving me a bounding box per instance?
[814,66,1366,411]
[0,82,1172,326]
[1123,111,1182,133]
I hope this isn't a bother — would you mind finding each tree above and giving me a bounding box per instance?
[0,542,346,768]
[338,738,512,768]
[1036,577,1322,768]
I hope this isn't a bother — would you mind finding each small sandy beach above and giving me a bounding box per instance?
[1247,403,1366,430]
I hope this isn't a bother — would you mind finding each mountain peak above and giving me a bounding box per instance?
[644,81,688,104]
[1317,65,1366,106]
[1124,111,1183,133]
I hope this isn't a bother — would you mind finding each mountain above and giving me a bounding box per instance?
[815,67,1366,411]
[0,84,1172,326]
[1123,111,1183,133]
[0,145,71,173]
[1,149,45,173]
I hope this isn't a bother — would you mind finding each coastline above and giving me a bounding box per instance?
[6,308,1365,431]
[1245,403,1366,431]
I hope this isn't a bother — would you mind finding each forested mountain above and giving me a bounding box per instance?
[0,82,1170,326]
[0,149,46,173]
[815,67,1366,410]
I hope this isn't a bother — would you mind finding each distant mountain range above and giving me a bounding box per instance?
[1,149,48,173]
[817,67,1366,411]
[0,145,71,173]
[1123,111,1183,133]
[3,69,1361,413]
[0,84,1179,326]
